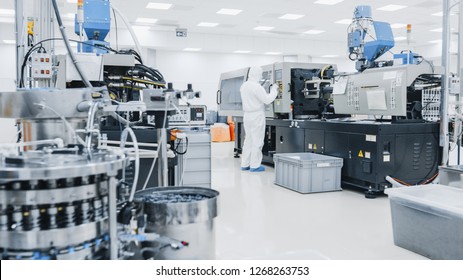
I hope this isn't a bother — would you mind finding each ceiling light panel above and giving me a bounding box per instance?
[430,28,442,32]
[279,14,305,20]
[335,19,351,24]
[390,23,406,29]
[136,18,158,24]
[431,12,442,16]
[377,5,407,12]
[253,26,274,31]
[304,29,325,34]
[234,50,251,54]
[197,22,219,27]
[0,9,15,15]
[395,36,407,41]
[146,2,172,10]
[321,55,339,58]
[184,48,201,51]
[314,0,344,5]
[217,8,242,15]
[265,52,282,55]
[2,39,15,44]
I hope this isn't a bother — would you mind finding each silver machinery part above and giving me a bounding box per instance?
[0,88,105,147]
[134,187,219,260]
[333,64,443,116]
[0,148,126,260]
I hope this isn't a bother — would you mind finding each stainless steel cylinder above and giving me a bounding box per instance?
[0,88,98,147]
[21,118,87,148]
[0,148,126,260]
[134,187,219,260]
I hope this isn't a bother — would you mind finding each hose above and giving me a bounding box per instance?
[110,4,145,64]
[385,176,408,188]
[120,127,140,202]
[110,112,141,126]
[85,102,100,151]
[51,0,92,88]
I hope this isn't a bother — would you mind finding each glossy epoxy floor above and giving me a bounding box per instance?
[211,142,426,260]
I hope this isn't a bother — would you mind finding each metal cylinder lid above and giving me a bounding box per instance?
[0,148,126,183]
[135,187,219,226]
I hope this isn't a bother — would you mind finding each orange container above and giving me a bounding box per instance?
[211,124,231,142]
[229,122,235,141]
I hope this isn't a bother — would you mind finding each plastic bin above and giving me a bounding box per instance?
[273,153,343,194]
[385,185,463,260]
[439,165,463,189]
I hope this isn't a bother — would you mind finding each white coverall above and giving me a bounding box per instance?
[240,66,278,169]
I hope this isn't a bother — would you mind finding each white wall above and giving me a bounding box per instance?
[154,50,282,111]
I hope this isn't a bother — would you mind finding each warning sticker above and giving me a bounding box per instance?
[313,144,318,150]
[358,150,364,158]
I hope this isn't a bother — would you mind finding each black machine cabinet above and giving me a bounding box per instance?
[276,126,305,154]
[233,117,441,193]
[102,128,176,190]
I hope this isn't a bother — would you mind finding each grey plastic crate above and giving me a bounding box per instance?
[273,153,343,194]
[439,165,463,189]
[385,185,463,260]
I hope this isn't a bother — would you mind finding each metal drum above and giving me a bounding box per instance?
[134,187,219,260]
[0,148,125,260]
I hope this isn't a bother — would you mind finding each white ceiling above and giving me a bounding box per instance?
[0,0,455,57]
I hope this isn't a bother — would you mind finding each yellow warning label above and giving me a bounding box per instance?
[358,150,364,158]
[313,144,317,150]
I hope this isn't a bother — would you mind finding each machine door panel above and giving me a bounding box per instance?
[275,127,305,154]
[393,133,439,183]
[304,129,325,153]
[347,133,376,183]
[217,68,248,116]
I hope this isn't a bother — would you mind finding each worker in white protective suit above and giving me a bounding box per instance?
[240,66,278,172]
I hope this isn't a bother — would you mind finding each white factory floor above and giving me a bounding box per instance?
[211,142,427,260]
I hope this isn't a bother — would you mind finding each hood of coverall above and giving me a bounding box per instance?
[247,66,263,82]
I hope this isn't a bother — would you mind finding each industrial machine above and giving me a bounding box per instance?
[224,5,445,197]
[218,62,338,119]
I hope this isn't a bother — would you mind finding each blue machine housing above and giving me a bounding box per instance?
[75,0,111,54]
[348,30,362,51]
[363,21,395,62]
[393,53,418,65]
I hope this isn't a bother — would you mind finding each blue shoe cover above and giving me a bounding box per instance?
[250,166,265,172]
[241,166,250,171]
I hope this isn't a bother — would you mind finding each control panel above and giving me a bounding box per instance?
[31,53,52,79]
[169,105,207,127]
